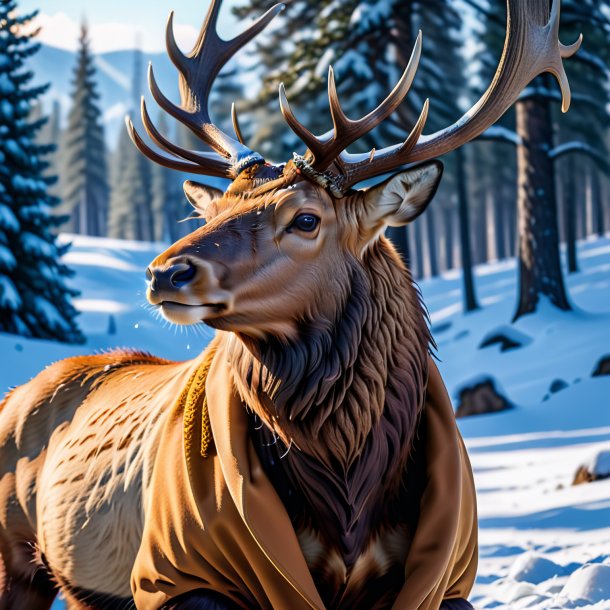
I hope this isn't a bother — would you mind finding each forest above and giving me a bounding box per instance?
[1,0,609,343]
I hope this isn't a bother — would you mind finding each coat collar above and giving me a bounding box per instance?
[203,339,477,610]
[206,342,326,610]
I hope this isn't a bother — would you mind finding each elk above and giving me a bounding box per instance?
[0,1,579,609]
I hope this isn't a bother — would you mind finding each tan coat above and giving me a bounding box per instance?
[131,340,478,609]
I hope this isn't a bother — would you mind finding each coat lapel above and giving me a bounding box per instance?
[206,343,326,610]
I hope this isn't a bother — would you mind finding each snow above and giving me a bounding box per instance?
[0,234,213,393]
[420,236,610,609]
[480,125,521,146]
[21,231,55,258]
[0,275,21,310]
[33,296,70,332]
[0,99,14,119]
[560,564,610,605]
[507,552,567,585]
[0,233,608,610]
[0,73,15,95]
[549,142,608,170]
[0,244,17,271]
[0,204,19,233]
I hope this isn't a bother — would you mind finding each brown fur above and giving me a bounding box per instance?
[146,177,439,605]
[1,167,445,608]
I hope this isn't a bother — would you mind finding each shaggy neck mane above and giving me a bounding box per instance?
[226,238,431,564]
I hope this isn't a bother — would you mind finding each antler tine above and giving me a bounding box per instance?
[165,11,185,72]
[548,0,582,112]
[125,117,228,177]
[335,0,582,190]
[131,1,283,179]
[551,0,583,61]
[280,31,423,169]
[140,97,230,170]
[231,103,247,145]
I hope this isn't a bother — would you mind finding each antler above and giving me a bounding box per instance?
[127,0,284,178]
[280,0,581,192]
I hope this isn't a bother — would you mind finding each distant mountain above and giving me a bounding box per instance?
[30,44,188,147]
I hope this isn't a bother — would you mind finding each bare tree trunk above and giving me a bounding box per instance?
[514,90,571,320]
[491,188,507,260]
[456,148,479,312]
[563,166,578,274]
[506,201,517,257]
[486,190,496,262]
[589,163,604,237]
[477,188,489,263]
[443,204,454,270]
[426,207,439,276]
[387,226,411,267]
[494,166,507,260]
[413,220,425,279]
[576,158,587,240]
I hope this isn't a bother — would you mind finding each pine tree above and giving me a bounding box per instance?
[60,22,108,236]
[513,1,610,317]
[150,113,188,242]
[0,1,83,343]
[553,0,610,273]
[108,47,155,241]
[238,0,474,295]
[233,0,330,161]
[39,99,61,199]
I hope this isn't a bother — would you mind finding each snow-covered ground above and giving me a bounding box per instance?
[2,233,610,610]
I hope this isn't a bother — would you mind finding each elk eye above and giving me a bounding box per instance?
[290,213,320,233]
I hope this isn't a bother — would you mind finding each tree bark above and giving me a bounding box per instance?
[455,148,479,312]
[426,207,439,277]
[478,188,489,263]
[412,220,425,280]
[442,205,454,270]
[490,189,504,260]
[576,157,587,240]
[563,165,578,274]
[514,90,571,320]
[386,226,411,267]
[589,163,604,237]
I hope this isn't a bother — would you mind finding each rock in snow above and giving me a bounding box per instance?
[454,375,513,418]
[573,447,610,485]
[592,354,610,377]
[479,324,533,352]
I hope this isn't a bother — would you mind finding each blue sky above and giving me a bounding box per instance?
[19,0,242,53]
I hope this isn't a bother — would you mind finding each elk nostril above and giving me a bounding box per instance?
[170,263,197,288]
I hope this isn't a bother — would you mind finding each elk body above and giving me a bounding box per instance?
[0,1,579,609]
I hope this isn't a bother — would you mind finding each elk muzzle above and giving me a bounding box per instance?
[147,256,232,325]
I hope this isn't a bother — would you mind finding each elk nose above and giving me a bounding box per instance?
[147,261,197,292]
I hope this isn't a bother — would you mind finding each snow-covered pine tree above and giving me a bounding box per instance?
[237,0,474,294]
[466,2,516,263]
[150,112,188,243]
[0,1,83,343]
[233,1,328,153]
[59,22,108,236]
[38,99,61,199]
[108,46,155,241]
[510,0,609,317]
[553,0,610,273]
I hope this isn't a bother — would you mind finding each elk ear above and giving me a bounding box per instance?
[363,161,443,228]
[183,180,224,221]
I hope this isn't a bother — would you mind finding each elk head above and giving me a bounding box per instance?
[130,0,580,339]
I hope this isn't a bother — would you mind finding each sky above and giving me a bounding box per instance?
[19,0,243,54]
